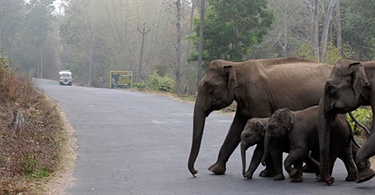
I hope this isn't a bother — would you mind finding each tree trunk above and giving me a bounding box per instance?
[175,0,182,95]
[196,0,205,89]
[320,0,338,62]
[311,0,319,61]
[335,0,342,56]
[184,0,197,95]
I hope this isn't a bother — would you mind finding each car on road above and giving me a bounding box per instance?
[59,70,73,86]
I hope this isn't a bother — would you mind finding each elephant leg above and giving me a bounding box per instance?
[259,153,277,177]
[284,151,300,178]
[303,153,320,176]
[209,113,247,175]
[291,160,304,182]
[303,151,319,173]
[270,149,285,180]
[338,147,358,181]
[356,132,375,183]
[246,145,276,179]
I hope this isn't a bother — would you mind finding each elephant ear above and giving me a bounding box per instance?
[224,65,239,94]
[254,120,265,136]
[280,109,293,131]
[348,62,369,100]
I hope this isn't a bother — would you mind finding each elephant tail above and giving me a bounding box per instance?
[348,112,370,136]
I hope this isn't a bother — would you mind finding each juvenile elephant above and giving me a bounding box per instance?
[240,118,274,179]
[265,106,358,182]
[240,117,318,179]
[188,57,333,176]
[318,59,375,184]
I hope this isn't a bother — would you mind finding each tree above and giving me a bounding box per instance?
[197,0,204,86]
[341,0,375,60]
[191,0,274,67]
[0,0,25,59]
[320,0,338,62]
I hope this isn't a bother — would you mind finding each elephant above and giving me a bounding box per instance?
[318,59,375,184]
[188,56,333,176]
[240,117,319,179]
[264,106,358,182]
[240,117,276,179]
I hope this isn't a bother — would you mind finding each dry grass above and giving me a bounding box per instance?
[0,63,76,194]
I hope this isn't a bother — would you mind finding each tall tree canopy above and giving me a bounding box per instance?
[191,0,274,66]
[341,0,375,60]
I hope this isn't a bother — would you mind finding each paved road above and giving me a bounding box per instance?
[35,79,375,194]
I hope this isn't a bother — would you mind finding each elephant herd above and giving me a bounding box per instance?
[187,57,375,185]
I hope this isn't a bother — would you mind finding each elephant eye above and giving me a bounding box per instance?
[327,85,337,95]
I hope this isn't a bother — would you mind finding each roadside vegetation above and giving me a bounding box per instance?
[0,57,74,194]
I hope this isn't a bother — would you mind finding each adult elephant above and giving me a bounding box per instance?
[318,59,375,184]
[188,57,333,176]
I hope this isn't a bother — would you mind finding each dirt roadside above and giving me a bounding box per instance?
[42,101,77,195]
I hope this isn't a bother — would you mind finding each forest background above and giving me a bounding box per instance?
[1,0,375,193]
[1,0,375,94]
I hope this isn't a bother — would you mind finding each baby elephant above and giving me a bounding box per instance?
[240,117,318,179]
[264,106,358,182]
[240,118,276,179]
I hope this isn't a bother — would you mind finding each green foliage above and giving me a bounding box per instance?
[23,154,37,176]
[133,81,146,89]
[133,72,175,92]
[147,72,175,92]
[296,42,354,65]
[190,0,274,66]
[341,0,375,60]
[22,154,51,178]
[347,107,372,135]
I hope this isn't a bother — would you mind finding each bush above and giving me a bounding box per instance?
[146,72,175,92]
[347,107,372,135]
[133,81,146,89]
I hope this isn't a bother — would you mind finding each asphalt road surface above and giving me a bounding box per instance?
[34,79,375,194]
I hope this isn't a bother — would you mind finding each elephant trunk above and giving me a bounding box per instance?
[188,97,207,176]
[241,143,247,178]
[318,100,335,185]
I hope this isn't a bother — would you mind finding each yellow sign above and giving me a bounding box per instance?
[110,71,133,88]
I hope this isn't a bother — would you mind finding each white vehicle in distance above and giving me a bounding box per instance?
[59,70,73,86]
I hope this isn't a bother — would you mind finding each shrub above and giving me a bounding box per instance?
[146,72,175,92]
[347,107,372,135]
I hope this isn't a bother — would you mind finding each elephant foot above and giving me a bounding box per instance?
[288,168,298,178]
[291,176,303,182]
[208,162,226,175]
[324,176,335,185]
[243,171,253,179]
[274,174,285,180]
[356,168,375,183]
[259,168,276,177]
[316,175,322,182]
[345,175,358,182]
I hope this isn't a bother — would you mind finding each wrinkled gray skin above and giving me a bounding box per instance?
[240,117,317,179]
[319,59,375,184]
[188,57,333,176]
[266,106,358,182]
[240,118,276,179]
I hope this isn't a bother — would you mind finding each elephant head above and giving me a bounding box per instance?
[262,108,293,164]
[322,59,370,114]
[188,60,239,176]
[240,118,266,177]
[319,59,370,184]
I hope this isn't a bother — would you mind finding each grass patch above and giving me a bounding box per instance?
[0,59,76,194]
